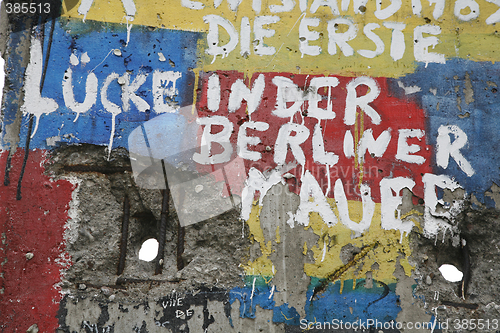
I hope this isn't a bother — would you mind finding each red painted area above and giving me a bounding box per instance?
[0,149,74,332]
[196,72,432,202]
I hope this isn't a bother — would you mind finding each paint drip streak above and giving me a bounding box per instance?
[17,19,56,200]
[313,241,379,299]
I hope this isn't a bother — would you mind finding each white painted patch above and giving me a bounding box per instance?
[46,135,61,146]
[62,176,82,245]
[138,238,159,261]
[81,52,91,65]
[397,81,422,94]
[422,173,464,238]
[439,264,463,282]
[240,166,294,220]
[101,72,121,159]
[70,53,79,66]
[380,177,416,242]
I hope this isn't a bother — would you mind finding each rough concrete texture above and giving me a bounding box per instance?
[4,2,500,332]
[409,206,500,332]
[48,145,249,310]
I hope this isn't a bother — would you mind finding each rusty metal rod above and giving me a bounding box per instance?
[177,220,185,271]
[117,195,130,275]
[62,165,131,174]
[155,188,170,275]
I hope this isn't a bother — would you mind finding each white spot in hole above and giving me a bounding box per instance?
[138,238,159,262]
[439,264,463,282]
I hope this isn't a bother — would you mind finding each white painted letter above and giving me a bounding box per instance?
[237,121,269,161]
[485,0,500,24]
[254,16,280,55]
[345,77,381,125]
[436,125,474,177]
[308,76,339,119]
[358,23,384,59]
[383,22,405,61]
[22,37,59,138]
[193,116,234,165]
[334,179,375,234]
[374,0,402,19]
[63,68,98,122]
[422,173,464,237]
[228,74,265,115]
[357,129,391,163]
[274,123,310,165]
[310,0,339,14]
[396,129,425,164]
[153,70,182,113]
[272,76,304,118]
[299,17,321,57]
[295,171,338,226]
[313,123,339,166]
[327,18,357,56]
[380,177,415,239]
[414,25,445,65]
[207,73,221,112]
[454,0,479,21]
[121,73,150,113]
[204,15,239,62]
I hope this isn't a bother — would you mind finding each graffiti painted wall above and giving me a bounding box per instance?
[2,0,500,332]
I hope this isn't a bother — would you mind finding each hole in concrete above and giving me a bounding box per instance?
[138,238,159,262]
[439,264,463,282]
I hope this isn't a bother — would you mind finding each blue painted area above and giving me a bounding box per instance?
[305,278,400,323]
[229,277,400,327]
[12,18,202,150]
[398,59,500,206]
[229,278,275,319]
[0,23,31,149]
[272,304,301,326]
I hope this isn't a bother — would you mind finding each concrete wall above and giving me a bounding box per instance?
[2,0,500,332]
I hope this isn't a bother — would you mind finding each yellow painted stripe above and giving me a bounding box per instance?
[63,0,500,76]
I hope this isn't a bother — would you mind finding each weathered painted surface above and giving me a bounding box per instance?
[2,0,500,332]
